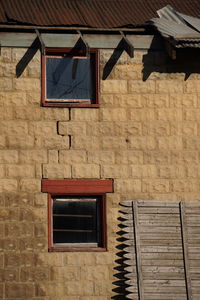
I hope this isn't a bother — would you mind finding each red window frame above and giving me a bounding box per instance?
[42,179,113,252]
[41,48,99,108]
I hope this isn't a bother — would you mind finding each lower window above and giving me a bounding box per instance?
[42,179,113,251]
[51,195,106,251]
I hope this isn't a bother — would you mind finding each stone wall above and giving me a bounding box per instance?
[0,46,200,299]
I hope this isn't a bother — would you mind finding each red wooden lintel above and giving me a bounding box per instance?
[41,179,114,194]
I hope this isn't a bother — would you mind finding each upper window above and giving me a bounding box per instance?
[42,179,113,252]
[42,48,99,107]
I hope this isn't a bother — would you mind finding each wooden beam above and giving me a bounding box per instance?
[0,32,164,50]
[76,30,90,56]
[132,201,144,300]
[16,37,40,78]
[180,201,192,300]
[35,29,46,55]
[120,31,134,58]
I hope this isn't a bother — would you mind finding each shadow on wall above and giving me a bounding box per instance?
[111,215,130,300]
[142,46,200,81]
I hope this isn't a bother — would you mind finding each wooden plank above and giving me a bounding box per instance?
[141,246,183,253]
[138,207,180,214]
[144,294,187,300]
[132,201,144,300]
[137,201,180,207]
[180,201,192,300]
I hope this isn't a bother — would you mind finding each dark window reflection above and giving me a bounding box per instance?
[53,197,101,245]
[46,57,92,101]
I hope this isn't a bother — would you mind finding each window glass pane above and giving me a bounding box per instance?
[53,197,100,245]
[46,57,92,101]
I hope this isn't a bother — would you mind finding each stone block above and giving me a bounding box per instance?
[0,106,14,120]
[128,80,156,93]
[5,283,35,297]
[102,137,128,150]
[19,238,46,252]
[58,121,86,135]
[171,151,198,164]
[42,164,71,178]
[65,280,94,296]
[86,122,114,136]
[120,94,144,108]
[131,165,157,178]
[1,121,28,135]
[156,80,184,93]
[129,109,156,122]
[43,108,69,120]
[72,164,100,178]
[71,108,99,121]
[5,223,33,237]
[115,179,141,193]
[142,179,170,193]
[7,135,35,149]
[0,165,5,178]
[114,122,142,136]
[0,63,15,77]
[48,150,58,163]
[34,223,46,237]
[159,165,186,179]
[186,165,200,178]
[19,150,47,163]
[2,268,19,281]
[185,80,200,93]
[51,266,80,281]
[144,151,170,164]
[72,136,101,150]
[143,94,169,107]
[143,121,170,136]
[129,136,156,150]
[88,151,115,164]
[59,150,87,163]
[0,92,27,106]
[0,78,12,90]
[115,150,143,164]
[13,78,40,91]
[64,252,96,265]
[184,109,200,121]
[170,94,197,108]
[81,266,109,281]
[0,180,18,192]
[15,107,42,120]
[157,109,182,121]
[20,267,49,281]
[101,165,130,178]
[172,180,199,192]
[43,136,69,149]
[183,137,200,150]
[20,179,41,192]
[29,121,57,136]
[0,48,12,62]
[101,80,127,94]
[158,136,183,150]
[100,108,127,121]
[26,91,41,105]
[6,164,35,178]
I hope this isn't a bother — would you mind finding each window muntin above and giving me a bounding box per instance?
[42,49,99,107]
[52,196,101,247]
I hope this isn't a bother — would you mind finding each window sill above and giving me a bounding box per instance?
[48,246,107,252]
[42,102,100,108]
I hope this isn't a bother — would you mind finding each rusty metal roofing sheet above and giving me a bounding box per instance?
[0,0,200,28]
[151,5,200,48]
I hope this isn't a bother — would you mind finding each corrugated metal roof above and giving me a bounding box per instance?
[0,0,200,28]
[150,5,200,48]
